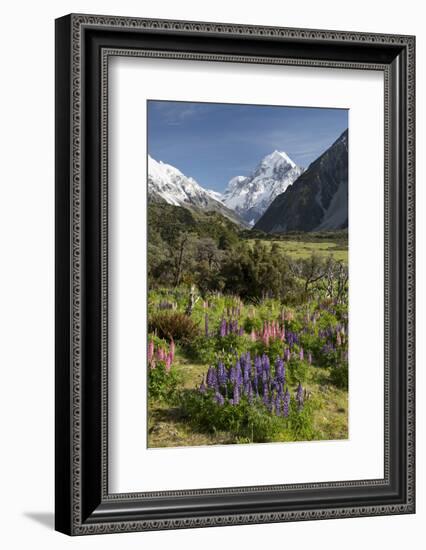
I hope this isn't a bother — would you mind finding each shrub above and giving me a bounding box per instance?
[287,358,310,385]
[148,312,200,342]
[329,362,349,390]
[148,362,181,402]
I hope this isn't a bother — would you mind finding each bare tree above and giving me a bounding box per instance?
[290,253,328,298]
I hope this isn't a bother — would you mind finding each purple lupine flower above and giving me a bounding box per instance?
[229,365,236,385]
[206,366,218,389]
[214,391,225,406]
[233,382,240,405]
[254,355,262,377]
[199,378,206,394]
[235,360,243,386]
[217,361,227,386]
[219,318,227,337]
[262,354,270,378]
[275,393,281,416]
[243,357,251,383]
[275,357,285,384]
[283,388,290,417]
[284,348,291,362]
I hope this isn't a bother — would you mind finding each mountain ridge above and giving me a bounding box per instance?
[147,155,246,226]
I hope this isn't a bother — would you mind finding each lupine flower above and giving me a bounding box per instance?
[169,339,175,362]
[283,388,290,417]
[235,360,243,386]
[308,352,312,365]
[217,361,227,386]
[199,378,206,394]
[275,394,281,416]
[299,347,304,361]
[215,391,224,405]
[262,354,270,377]
[275,357,285,384]
[165,354,172,371]
[206,366,218,389]
[248,382,254,404]
[148,340,154,363]
[205,314,209,337]
[219,318,227,337]
[233,383,240,405]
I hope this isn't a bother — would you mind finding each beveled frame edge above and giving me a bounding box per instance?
[55,13,415,535]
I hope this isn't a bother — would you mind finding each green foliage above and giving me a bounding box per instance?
[148,363,181,402]
[149,311,200,342]
[329,362,349,390]
[287,358,310,385]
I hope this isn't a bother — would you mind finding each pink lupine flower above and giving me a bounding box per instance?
[165,354,172,372]
[336,332,342,346]
[157,347,165,361]
[299,347,304,361]
[148,340,154,363]
[250,329,257,342]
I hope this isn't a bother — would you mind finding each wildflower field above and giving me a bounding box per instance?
[147,211,349,447]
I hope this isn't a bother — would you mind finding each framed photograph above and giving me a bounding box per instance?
[55,14,415,535]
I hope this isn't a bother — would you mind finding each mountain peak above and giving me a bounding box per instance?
[263,150,295,166]
[223,150,303,224]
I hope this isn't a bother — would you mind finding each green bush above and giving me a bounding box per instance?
[287,358,310,385]
[148,363,181,402]
[243,316,263,333]
[329,362,349,390]
[148,311,200,342]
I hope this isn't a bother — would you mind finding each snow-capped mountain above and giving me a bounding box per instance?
[255,130,348,233]
[222,151,304,225]
[148,155,244,225]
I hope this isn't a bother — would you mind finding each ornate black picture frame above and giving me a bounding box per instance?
[55,13,415,535]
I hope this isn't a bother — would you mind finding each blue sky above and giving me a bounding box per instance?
[147,100,348,192]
